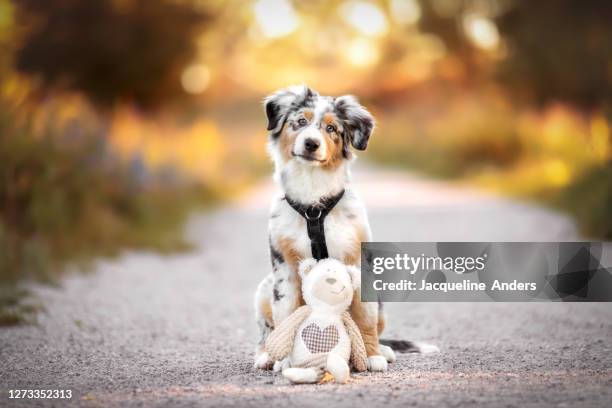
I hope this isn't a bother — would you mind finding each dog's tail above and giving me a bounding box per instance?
[380,339,440,354]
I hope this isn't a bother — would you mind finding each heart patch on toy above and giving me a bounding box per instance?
[301,323,339,353]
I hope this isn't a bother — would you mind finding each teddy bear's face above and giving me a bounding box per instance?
[299,258,360,312]
[311,267,352,306]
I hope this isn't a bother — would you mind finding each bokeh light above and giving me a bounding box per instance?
[253,0,299,38]
[390,0,421,25]
[462,14,500,51]
[344,37,380,67]
[181,64,210,95]
[341,1,388,37]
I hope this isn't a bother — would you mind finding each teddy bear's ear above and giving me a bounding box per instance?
[298,258,318,279]
[347,265,361,290]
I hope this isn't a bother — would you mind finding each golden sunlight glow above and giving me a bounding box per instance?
[253,0,299,38]
[431,0,461,18]
[463,15,500,51]
[109,109,225,180]
[341,1,388,37]
[390,0,421,25]
[543,159,571,187]
[590,116,610,161]
[344,37,380,67]
[181,64,210,94]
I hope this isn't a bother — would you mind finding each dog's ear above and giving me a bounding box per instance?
[263,85,315,139]
[298,258,318,279]
[334,95,375,150]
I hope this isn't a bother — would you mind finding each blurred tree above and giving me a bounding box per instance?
[496,0,612,108]
[416,0,500,84]
[13,0,208,108]
[417,0,611,108]
[0,0,15,77]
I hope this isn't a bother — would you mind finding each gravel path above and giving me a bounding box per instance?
[1,166,611,407]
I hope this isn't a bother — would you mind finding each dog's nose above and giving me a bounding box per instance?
[304,138,320,152]
[326,278,337,285]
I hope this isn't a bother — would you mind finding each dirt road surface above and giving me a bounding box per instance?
[2,166,611,407]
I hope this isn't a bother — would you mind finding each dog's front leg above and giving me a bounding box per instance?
[350,296,388,372]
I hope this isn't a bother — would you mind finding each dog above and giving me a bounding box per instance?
[254,85,432,372]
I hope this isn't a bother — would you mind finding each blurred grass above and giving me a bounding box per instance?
[0,97,227,325]
[368,91,611,239]
[547,163,611,239]
[0,287,42,325]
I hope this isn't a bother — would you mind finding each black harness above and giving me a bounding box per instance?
[285,190,345,260]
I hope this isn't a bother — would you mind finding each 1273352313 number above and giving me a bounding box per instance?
[8,389,72,399]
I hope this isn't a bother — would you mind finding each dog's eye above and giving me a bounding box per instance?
[326,124,336,133]
[298,118,308,126]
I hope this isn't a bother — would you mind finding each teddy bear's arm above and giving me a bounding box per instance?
[265,305,311,362]
[341,311,368,372]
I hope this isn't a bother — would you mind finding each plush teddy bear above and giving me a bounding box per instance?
[264,258,368,384]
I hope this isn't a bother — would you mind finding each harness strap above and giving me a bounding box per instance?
[284,190,345,260]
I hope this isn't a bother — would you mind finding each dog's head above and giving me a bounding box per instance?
[264,85,374,169]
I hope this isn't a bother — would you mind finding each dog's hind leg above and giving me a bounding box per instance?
[270,262,302,326]
[254,237,302,370]
[254,274,274,369]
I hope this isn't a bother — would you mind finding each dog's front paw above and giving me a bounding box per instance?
[254,352,273,370]
[367,355,388,372]
[379,344,396,363]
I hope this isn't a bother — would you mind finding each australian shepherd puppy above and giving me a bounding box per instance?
[253,85,394,372]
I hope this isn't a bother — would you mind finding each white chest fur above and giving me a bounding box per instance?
[268,188,371,263]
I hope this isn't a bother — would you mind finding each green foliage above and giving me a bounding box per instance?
[550,163,612,239]
[369,95,524,178]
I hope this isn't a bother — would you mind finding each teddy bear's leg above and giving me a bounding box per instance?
[254,274,274,369]
[282,367,324,384]
[326,353,350,384]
